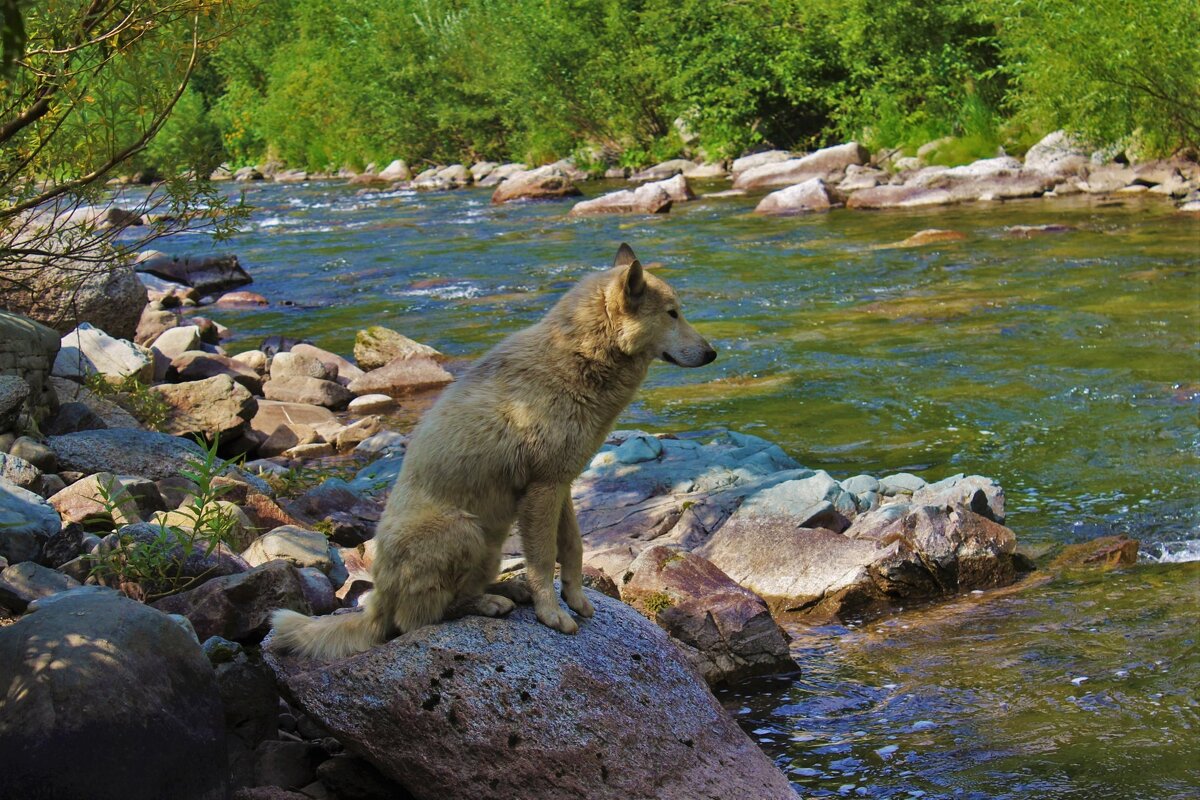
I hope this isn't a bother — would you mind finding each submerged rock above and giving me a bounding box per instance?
[264,590,796,800]
[560,430,1025,624]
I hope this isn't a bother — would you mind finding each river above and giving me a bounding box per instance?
[172,178,1198,798]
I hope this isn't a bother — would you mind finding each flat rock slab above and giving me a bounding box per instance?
[48,429,205,481]
[264,590,795,800]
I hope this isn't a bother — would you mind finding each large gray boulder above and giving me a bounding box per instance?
[754,177,833,215]
[0,375,30,433]
[48,428,205,481]
[1024,130,1090,178]
[0,587,228,800]
[264,590,795,800]
[52,322,153,382]
[0,476,61,563]
[0,247,147,340]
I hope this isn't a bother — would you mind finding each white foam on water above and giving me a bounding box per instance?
[1139,538,1200,564]
[400,283,483,300]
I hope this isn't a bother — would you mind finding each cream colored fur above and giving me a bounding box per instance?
[270,243,716,659]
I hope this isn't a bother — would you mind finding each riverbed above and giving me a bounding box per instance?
[174,179,1197,798]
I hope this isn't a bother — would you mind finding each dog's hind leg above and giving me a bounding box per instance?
[557,495,594,618]
[379,507,494,634]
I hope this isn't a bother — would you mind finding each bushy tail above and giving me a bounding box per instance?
[270,601,390,660]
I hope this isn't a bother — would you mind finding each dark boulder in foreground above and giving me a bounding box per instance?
[265,590,795,800]
[0,587,227,800]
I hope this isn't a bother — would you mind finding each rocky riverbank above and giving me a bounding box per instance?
[0,184,1158,798]
[203,130,1200,215]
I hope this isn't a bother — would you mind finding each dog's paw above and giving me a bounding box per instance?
[477,593,516,617]
[563,588,595,618]
[535,603,579,634]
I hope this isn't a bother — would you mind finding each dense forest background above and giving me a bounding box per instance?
[7,0,1200,180]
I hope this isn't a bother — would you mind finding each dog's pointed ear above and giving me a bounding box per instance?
[622,259,645,303]
[614,242,638,269]
[614,243,645,304]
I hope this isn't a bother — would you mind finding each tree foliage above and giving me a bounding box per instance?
[987,0,1200,155]
[0,0,249,310]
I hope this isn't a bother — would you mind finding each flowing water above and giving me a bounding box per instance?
[167,179,1198,797]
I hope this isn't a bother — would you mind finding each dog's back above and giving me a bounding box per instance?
[271,244,715,659]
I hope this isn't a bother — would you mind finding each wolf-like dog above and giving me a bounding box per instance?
[270,243,716,659]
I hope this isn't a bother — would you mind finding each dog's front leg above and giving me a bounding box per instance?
[557,495,594,619]
[518,483,577,634]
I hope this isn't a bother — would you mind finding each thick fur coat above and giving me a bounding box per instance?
[271,244,715,659]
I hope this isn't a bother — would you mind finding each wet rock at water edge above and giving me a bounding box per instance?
[135,252,253,296]
[353,326,445,371]
[490,165,583,204]
[568,183,674,216]
[620,545,795,685]
[347,356,453,399]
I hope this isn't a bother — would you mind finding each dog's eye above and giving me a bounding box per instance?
[667,309,678,319]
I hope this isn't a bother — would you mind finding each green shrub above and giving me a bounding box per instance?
[985,0,1200,155]
[88,437,242,601]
